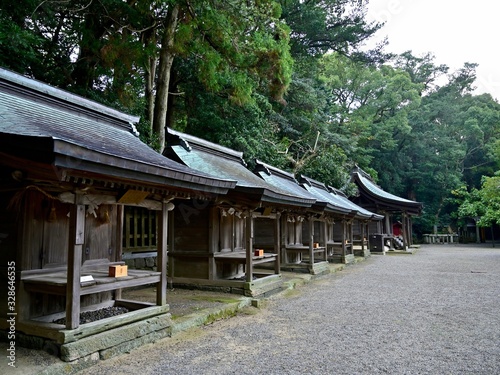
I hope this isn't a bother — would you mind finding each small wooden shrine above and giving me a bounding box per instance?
[326,186,383,257]
[350,167,422,251]
[298,176,361,264]
[253,160,338,274]
[0,69,234,360]
[164,129,316,296]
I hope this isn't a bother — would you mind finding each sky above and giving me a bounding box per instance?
[365,0,500,100]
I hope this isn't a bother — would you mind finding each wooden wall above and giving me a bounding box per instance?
[5,189,119,319]
[169,201,210,279]
[253,217,275,251]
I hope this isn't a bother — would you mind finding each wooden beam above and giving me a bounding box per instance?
[118,190,150,204]
[66,198,85,330]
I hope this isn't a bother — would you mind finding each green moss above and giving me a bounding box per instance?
[188,296,241,304]
[205,309,238,325]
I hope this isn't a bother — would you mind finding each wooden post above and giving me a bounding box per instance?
[341,219,347,260]
[385,213,391,235]
[401,212,408,250]
[208,206,218,280]
[66,198,85,330]
[167,209,175,283]
[361,221,366,252]
[322,220,328,261]
[308,218,314,265]
[274,212,281,274]
[349,220,353,255]
[409,216,414,246]
[115,204,124,300]
[156,201,169,306]
[245,213,253,283]
[282,214,288,264]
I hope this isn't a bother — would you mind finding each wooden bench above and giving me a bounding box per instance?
[214,251,277,266]
[22,261,161,297]
[284,245,326,264]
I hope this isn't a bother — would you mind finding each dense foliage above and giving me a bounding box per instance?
[1,0,499,236]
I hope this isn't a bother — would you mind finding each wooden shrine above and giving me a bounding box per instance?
[297,176,359,264]
[350,167,422,252]
[327,186,383,257]
[254,161,344,272]
[164,129,316,296]
[0,69,233,360]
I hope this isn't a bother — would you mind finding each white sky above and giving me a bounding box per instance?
[365,0,500,100]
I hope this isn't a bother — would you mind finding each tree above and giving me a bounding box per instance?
[0,0,294,151]
[400,63,500,234]
[317,53,422,176]
[454,173,500,228]
[279,0,383,60]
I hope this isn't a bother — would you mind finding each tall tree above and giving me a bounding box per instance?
[400,63,500,234]
[279,0,383,60]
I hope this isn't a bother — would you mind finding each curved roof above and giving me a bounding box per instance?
[328,187,383,220]
[298,175,353,216]
[0,68,235,196]
[351,168,422,215]
[253,160,317,206]
[165,129,315,208]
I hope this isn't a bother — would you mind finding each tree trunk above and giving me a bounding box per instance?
[152,4,179,153]
[142,26,157,127]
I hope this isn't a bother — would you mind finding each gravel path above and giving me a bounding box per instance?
[76,244,500,375]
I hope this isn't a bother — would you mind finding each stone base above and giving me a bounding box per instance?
[281,260,331,276]
[168,273,284,297]
[328,254,356,264]
[60,313,172,362]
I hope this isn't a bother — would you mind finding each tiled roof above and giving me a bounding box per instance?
[328,187,383,220]
[298,175,353,216]
[166,129,315,207]
[0,68,235,194]
[254,160,317,205]
[351,168,422,214]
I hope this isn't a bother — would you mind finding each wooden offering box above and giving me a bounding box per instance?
[109,265,128,277]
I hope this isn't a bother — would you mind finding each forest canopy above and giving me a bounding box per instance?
[1,0,499,238]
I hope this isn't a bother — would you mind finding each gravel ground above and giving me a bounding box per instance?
[73,244,500,375]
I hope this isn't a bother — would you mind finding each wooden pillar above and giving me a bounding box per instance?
[167,209,175,282]
[385,213,391,235]
[274,213,281,274]
[66,197,85,330]
[349,219,353,251]
[361,221,366,252]
[208,206,218,280]
[406,215,412,246]
[115,204,124,300]
[245,213,253,283]
[156,201,169,306]
[401,212,408,250]
[341,219,347,259]
[322,220,328,261]
[308,217,314,265]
